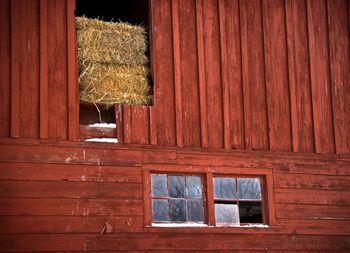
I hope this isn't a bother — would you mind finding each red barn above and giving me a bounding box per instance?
[0,0,349,251]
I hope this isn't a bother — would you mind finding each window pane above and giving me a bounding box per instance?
[214,177,236,199]
[187,176,202,198]
[152,199,169,221]
[215,204,239,225]
[169,199,186,221]
[239,201,263,223]
[151,174,168,197]
[169,175,185,198]
[238,178,261,200]
[187,199,204,222]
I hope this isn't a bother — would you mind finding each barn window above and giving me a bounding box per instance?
[149,170,269,227]
[214,177,263,225]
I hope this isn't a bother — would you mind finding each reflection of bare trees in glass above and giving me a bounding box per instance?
[169,175,185,198]
[214,178,236,199]
[151,174,168,197]
[238,178,261,200]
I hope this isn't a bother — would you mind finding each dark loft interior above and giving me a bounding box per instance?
[75,0,150,27]
[75,0,151,126]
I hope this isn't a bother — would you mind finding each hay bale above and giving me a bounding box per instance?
[76,17,148,65]
[79,62,152,105]
[76,16,152,106]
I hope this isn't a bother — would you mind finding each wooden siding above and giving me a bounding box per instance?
[0,141,349,252]
[0,0,349,154]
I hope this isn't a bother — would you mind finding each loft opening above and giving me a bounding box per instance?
[75,0,152,140]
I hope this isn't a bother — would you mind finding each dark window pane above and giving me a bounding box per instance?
[169,175,185,198]
[152,199,169,221]
[239,201,263,223]
[151,174,168,197]
[187,199,204,222]
[238,178,261,200]
[169,199,186,221]
[187,176,202,198]
[214,204,239,225]
[214,177,236,199]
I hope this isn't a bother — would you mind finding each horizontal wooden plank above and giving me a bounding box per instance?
[0,143,177,165]
[275,188,350,205]
[0,162,142,182]
[79,125,116,140]
[273,161,350,176]
[84,233,350,251]
[0,181,142,199]
[0,234,85,252]
[274,173,350,190]
[277,218,350,236]
[276,203,350,220]
[0,215,143,234]
[176,150,350,170]
[0,198,142,216]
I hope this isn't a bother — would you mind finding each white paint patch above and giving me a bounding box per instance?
[224,224,270,228]
[85,138,118,143]
[151,223,269,228]
[151,223,208,227]
[88,123,116,128]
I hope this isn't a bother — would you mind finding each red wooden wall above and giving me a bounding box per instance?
[0,140,349,251]
[0,0,349,251]
[0,0,349,154]
[150,0,350,153]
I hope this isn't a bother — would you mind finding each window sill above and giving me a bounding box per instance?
[145,224,272,234]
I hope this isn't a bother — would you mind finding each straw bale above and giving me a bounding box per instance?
[79,62,152,105]
[76,17,148,65]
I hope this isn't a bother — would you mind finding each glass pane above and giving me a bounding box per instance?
[151,174,168,197]
[169,175,185,198]
[169,199,186,221]
[187,199,204,222]
[214,177,236,199]
[187,176,202,198]
[238,178,261,200]
[239,201,263,223]
[214,204,239,225]
[152,199,169,221]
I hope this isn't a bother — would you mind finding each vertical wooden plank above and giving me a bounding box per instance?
[285,0,315,153]
[307,0,336,153]
[130,106,150,145]
[327,0,350,154]
[149,0,157,146]
[143,169,152,227]
[178,0,201,147]
[47,0,68,140]
[240,0,269,150]
[266,174,276,225]
[171,0,184,147]
[225,0,245,150]
[218,0,231,149]
[206,172,215,226]
[12,0,40,139]
[203,0,224,149]
[195,0,209,148]
[149,106,157,145]
[262,0,292,152]
[39,0,48,139]
[150,0,176,146]
[67,0,78,141]
[0,0,11,137]
[115,104,124,144]
[123,104,131,144]
[10,0,21,138]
